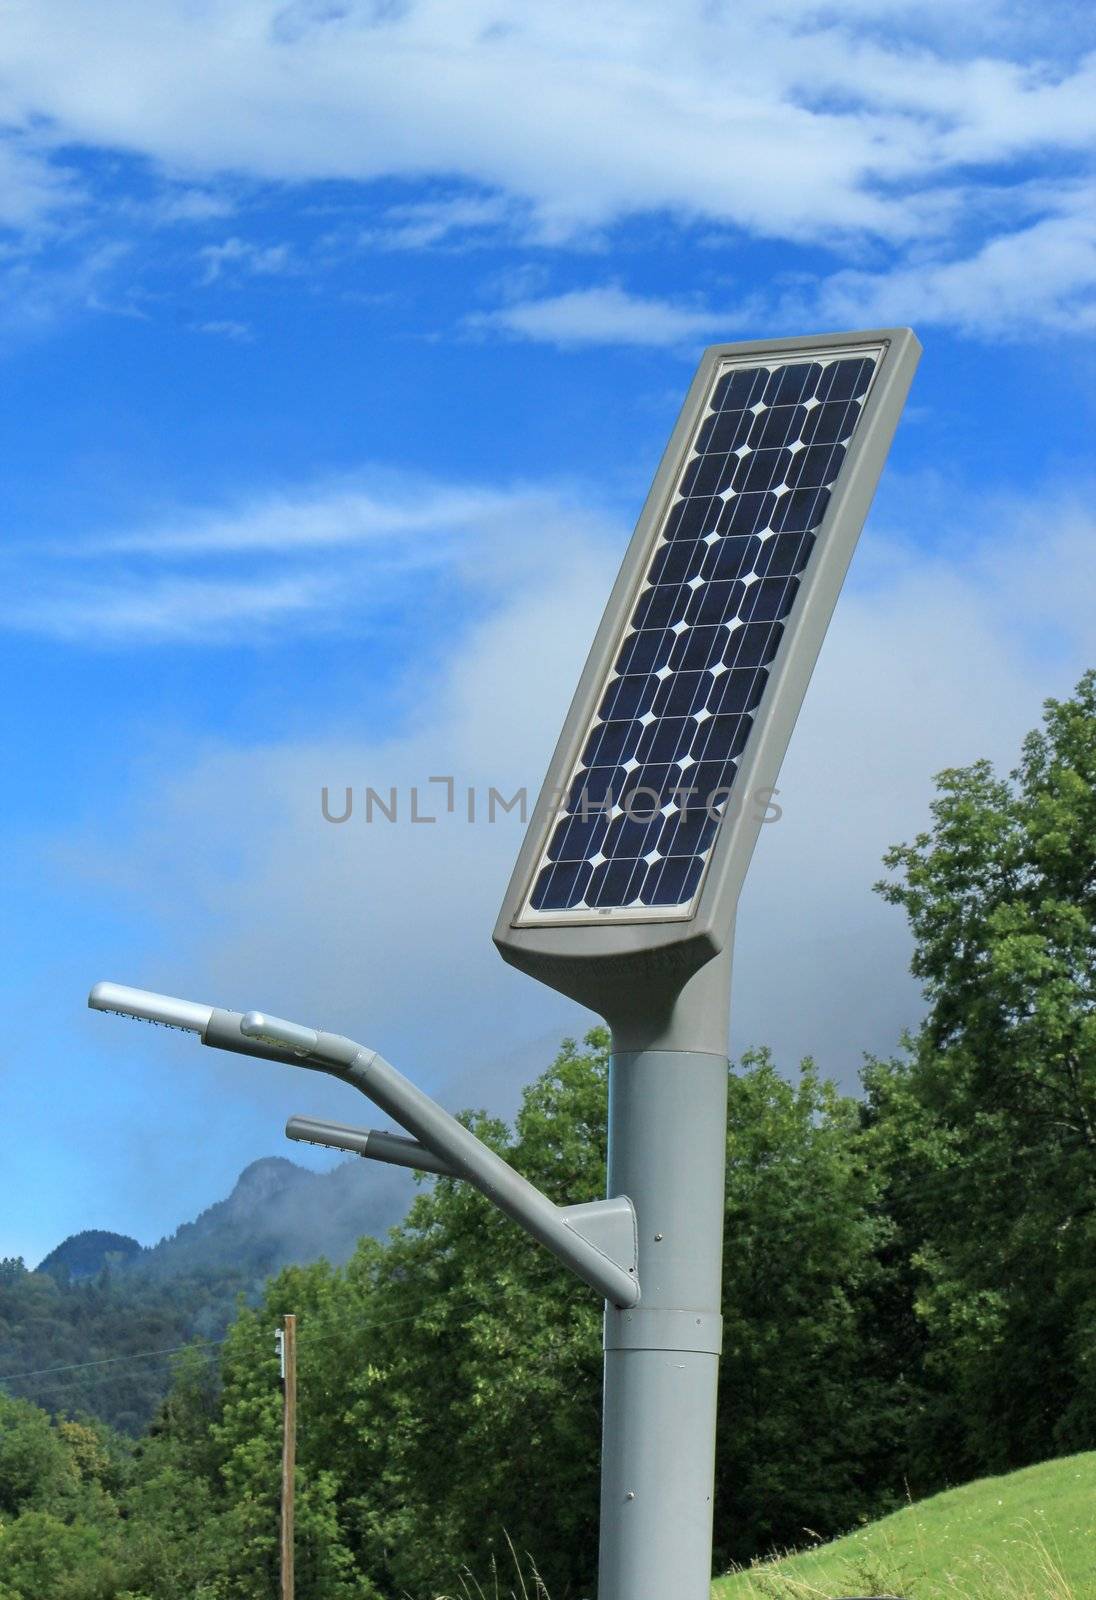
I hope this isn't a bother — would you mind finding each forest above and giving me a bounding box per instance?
[1,673,1094,1598]
[1,1155,412,1435]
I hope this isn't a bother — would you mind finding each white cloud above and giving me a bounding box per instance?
[148,187,237,225]
[477,183,1096,344]
[0,240,134,341]
[363,193,517,251]
[0,131,80,230]
[198,236,294,284]
[49,466,1096,1108]
[8,573,331,645]
[0,3,1092,270]
[55,488,621,1113]
[88,480,549,555]
[805,195,1096,335]
[194,318,254,342]
[468,286,752,349]
[0,5,1090,335]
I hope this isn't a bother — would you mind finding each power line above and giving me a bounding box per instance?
[0,1338,228,1385]
[0,1295,500,1393]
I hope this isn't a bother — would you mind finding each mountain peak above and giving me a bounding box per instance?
[230,1156,306,1195]
[139,1151,415,1280]
[36,1229,142,1281]
[34,1154,415,1288]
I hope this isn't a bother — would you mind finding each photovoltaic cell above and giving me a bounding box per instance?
[527,352,879,916]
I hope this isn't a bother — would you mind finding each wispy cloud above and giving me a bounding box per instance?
[0,240,134,342]
[805,197,1096,336]
[193,318,254,341]
[143,187,237,226]
[2,475,619,644]
[474,181,1096,344]
[0,130,81,230]
[198,237,294,284]
[363,193,517,251]
[468,285,751,349]
[89,481,562,555]
[9,573,332,645]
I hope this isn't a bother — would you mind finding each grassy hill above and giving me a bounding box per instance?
[713,1452,1095,1599]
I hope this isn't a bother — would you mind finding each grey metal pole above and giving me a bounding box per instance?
[597,946,733,1600]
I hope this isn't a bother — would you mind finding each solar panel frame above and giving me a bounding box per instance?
[521,343,882,925]
[494,328,920,1011]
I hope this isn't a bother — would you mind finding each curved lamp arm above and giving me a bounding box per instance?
[89,982,639,1308]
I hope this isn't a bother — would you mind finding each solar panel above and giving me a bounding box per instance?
[523,350,881,920]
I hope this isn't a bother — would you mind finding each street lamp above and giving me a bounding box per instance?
[492,328,921,1600]
[88,981,638,1307]
[91,326,920,1600]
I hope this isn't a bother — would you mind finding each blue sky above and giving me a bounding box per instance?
[2,0,1096,1264]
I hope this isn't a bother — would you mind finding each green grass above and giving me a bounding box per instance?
[713,1452,1096,1600]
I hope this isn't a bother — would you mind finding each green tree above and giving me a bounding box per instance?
[0,1394,130,1600]
[715,1052,901,1566]
[870,670,1096,1474]
[0,1393,78,1516]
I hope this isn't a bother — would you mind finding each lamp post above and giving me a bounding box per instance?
[91,326,920,1600]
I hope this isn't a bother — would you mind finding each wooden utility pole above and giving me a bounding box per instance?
[278,1314,297,1600]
